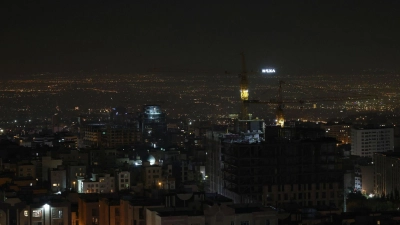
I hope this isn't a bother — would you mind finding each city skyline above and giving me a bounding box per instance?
[1,2,400,222]
[1,1,400,76]
[0,72,398,123]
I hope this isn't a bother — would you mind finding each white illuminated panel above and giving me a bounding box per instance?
[32,210,42,217]
[262,69,276,73]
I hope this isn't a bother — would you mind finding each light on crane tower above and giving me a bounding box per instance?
[276,106,285,127]
[240,89,249,100]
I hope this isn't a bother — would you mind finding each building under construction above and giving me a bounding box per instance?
[206,129,344,208]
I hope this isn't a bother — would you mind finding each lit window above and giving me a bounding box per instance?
[32,210,42,217]
[52,209,63,219]
[24,210,28,217]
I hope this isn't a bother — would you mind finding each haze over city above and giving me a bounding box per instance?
[2,1,400,75]
[1,2,400,225]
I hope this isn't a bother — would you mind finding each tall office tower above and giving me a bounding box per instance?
[323,122,352,145]
[351,125,394,158]
[207,131,343,207]
[140,105,167,146]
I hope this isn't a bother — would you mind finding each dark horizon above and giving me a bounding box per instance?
[1,1,400,76]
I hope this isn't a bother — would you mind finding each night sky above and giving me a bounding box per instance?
[1,1,400,76]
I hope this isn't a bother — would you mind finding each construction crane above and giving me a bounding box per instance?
[244,80,376,127]
[239,52,250,120]
[147,54,258,121]
[276,80,285,127]
[245,80,300,127]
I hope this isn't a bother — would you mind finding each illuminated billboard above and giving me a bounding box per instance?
[262,69,276,73]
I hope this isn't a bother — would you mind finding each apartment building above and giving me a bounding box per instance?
[351,126,394,157]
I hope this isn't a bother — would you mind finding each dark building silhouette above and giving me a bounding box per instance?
[52,113,61,133]
[207,129,343,208]
[81,123,141,148]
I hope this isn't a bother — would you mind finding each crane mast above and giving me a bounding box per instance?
[244,80,375,128]
[276,80,285,127]
[239,52,249,120]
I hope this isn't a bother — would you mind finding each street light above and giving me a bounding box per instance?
[43,203,50,225]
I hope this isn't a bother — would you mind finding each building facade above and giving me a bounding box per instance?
[351,126,394,157]
[143,165,162,189]
[78,195,100,225]
[146,203,278,225]
[208,130,343,206]
[82,124,141,148]
[50,169,67,192]
[19,201,70,225]
[78,180,100,193]
[17,163,35,178]
[116,171,130,191]
[41,156,63,182]
[68,165,86,190]
[263,183,342,207]
[323,122,352,144]
[374,152,400,197]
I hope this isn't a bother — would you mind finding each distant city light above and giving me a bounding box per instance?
[262,69,276,73]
